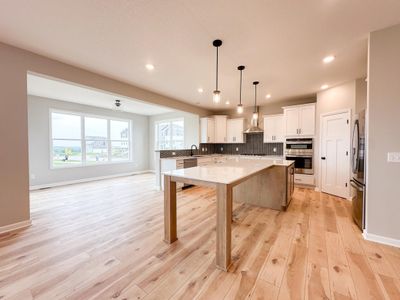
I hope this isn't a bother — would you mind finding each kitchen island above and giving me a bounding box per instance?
[163,157,294,271]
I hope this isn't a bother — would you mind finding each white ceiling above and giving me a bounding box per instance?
[27,74,174,116]
[2,1,400,110]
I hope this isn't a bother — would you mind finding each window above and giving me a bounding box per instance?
[155,119,184,150]
[51,111,131,168]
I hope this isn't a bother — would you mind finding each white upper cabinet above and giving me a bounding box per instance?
[299,105,315,136]
[283,103,315,137]
[200,117,215,143]
[227,118,245,143]
[213,115,228,143]
[263,114,284,143]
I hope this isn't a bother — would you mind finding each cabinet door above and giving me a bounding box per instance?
[263,116,275,142]
[284,108,300,136]
[207,118,215,142]
[227,119,234,143]
[214,116,227,143]
[274,115,285,142]
[227,118,244,143]
[200,118,214,143]
[299,105,315,136]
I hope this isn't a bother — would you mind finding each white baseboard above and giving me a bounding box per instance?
[0,220,32,235]
[363,230,400,248]
[29,170,153,190]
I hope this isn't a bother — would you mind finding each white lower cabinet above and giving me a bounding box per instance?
[294,174,314,186]
[160,158,184,190]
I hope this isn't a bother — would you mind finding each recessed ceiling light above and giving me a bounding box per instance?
[225,101,230,105]
[145,64,154,70]
[266,94,271,99]
[197,88,203,93]
[321,84,329,90]
[323,55,335,64]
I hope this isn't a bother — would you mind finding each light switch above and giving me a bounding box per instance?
[273,147,277,153]
[387,152,400,163]
[236,147,239,152]
[172,152,176,156]
[220,147,224,151]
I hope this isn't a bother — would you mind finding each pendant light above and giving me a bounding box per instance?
[237,65,245,114]
[252,81,259,120]
[212,39,222,104]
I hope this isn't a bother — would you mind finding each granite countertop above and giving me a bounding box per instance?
[163,158,294,185]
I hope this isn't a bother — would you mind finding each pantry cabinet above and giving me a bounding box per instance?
[283,103,315,136]
[263,114,284,143]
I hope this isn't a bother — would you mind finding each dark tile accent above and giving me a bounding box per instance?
[158,134,283,158]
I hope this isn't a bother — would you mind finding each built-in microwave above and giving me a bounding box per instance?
[285,138,314,175]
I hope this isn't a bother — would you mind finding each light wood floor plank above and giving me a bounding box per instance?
[0,174,398,300]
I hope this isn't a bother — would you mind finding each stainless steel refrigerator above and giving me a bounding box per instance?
[351,110,366,230]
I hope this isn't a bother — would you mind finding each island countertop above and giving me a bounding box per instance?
[163,157,294,185]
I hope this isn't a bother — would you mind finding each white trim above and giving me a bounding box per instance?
[363,230,400,248]
[0,220,32,235]
[318,108,352,198]
[29,170,152,190]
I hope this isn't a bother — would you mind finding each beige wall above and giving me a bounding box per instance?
[367,24,400,240]
[0,42,211,228]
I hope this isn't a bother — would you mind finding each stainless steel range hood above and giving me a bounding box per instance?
[244,108,263,134]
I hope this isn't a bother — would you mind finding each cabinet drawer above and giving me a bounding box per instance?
[294,174,314,185]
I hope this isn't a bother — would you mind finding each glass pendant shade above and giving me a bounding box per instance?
[237,104,243,114]
[213,90,221,103]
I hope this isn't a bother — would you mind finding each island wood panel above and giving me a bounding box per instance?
[0,174,399,299]
[232,166,287,211]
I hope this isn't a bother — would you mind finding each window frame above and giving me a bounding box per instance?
[49,109,132,169]
[155,118,185,150]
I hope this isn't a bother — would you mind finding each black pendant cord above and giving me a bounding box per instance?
[253,81,259,113]
[216,46,219,91]
[239,69,242,105]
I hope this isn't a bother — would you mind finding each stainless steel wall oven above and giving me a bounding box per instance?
[285,138,314,175]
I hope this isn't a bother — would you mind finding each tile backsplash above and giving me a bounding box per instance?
[201,133,283,156]
[158,133,284,158]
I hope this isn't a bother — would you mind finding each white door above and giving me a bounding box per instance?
[321,111,350,198]
[299,105,315,136]
[285,108,300,136]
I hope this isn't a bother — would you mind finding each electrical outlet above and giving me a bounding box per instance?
[202,148,204,152]
[236,147,239,152]
[273,147,277,153]
[30,173,36,180]
[387,152,400,162]
[172,152,176,156]
[220,147,223,151]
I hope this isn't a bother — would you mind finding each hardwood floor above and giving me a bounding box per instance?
[0,173,399,299]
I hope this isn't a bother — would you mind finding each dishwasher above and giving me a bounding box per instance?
[182,158,197,189]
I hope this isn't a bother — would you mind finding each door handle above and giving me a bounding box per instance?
[321,157,326,160]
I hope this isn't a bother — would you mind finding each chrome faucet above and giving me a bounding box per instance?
[190,144,198,156]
